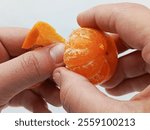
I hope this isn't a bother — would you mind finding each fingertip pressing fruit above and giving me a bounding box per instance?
[22,22,118,84]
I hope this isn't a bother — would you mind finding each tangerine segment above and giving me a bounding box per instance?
[22,21,65,49]
[64,28,118,84]
[67,55,105,78]
[89,58,110,84]
[64,28,108,66]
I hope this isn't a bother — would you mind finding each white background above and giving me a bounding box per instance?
[0,0,149,113]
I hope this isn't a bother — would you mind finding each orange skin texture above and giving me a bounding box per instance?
[22,21,65,49]
[64,28,118,84]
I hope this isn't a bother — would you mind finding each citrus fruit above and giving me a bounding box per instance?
[22,21,118,84]
[64,28,118,84]
[22,21,65,49]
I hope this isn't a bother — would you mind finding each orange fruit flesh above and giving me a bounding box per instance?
[22,21,65,49]
[22,21,118,85]
[64,28,118,84]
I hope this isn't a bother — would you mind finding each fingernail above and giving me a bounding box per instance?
[53,72,61,87]
[50,43,65,64]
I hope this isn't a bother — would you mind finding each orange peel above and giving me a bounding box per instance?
[22,21,65,49]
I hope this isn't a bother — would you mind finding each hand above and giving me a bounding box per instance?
[0,28,64,112]
[53,3,150,112]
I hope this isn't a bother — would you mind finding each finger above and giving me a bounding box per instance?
[53,67,141,112]
[110,34,131,54]
[131,85,150,112]
[9,90,51,113]
[106,74,150,96]
[0,41,10,63]
[77,3,150,50]
[102,51,147,88]
[0,104,7,112]
[32,79,61,107]
[0,43,64,104]
[142,42,150,65]
[0,28,29,57]
[132,85,150,100]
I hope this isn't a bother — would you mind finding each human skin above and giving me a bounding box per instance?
[1,3,150,113]
[53,3,150,112]
[0,28,65,112]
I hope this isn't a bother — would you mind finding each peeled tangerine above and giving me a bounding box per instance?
[22,21,118,84]
[64,28,118,84]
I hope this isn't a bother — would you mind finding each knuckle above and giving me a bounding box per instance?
[20,51,41,81]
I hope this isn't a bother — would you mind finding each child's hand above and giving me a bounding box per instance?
[0,28,64,112]
[53,3,150,112]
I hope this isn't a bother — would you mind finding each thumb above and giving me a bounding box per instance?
[53,67,111,112]
[53,67,142,112]
[0,43,64,102]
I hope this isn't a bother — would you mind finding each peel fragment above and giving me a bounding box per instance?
[22,21,65,49]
